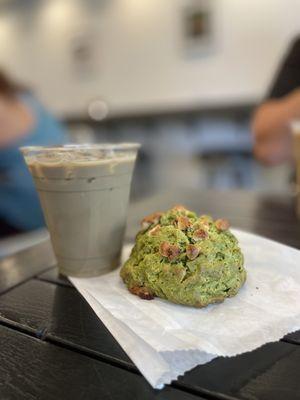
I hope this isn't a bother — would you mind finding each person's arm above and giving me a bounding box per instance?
[252,37,300,165]
[252,89,300,165]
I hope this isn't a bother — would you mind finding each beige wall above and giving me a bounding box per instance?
[0,0,298,116]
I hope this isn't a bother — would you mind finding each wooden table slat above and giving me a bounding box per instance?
[0,280,131,366]
[178,341,300,400]
[1,279,300,400]
[0,240,56,295]
[36,268,73,288]
[0,325,202,400]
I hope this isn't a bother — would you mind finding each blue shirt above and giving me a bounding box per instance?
[0,94,67,230]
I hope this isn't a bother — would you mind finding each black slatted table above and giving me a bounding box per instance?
[1,190,300,400]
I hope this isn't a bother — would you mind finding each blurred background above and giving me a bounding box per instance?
[0,0,299,243]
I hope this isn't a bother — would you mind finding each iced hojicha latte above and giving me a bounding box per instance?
[21,143,140,277]
[121,205,246,307]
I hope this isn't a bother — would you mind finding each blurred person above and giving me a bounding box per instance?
[252,37,300,165]
[0,70,66,237]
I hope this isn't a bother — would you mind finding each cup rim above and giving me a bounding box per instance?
[20,142,141,155]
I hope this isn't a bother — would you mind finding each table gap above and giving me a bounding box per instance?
[34,276,75,289]
[0,311,236,400]
[0,316,40,339]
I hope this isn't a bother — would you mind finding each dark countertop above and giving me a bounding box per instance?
[0,190,300,400]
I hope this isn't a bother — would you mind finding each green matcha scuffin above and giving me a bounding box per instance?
[120,205,246,307]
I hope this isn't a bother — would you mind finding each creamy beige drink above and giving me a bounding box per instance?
[21,144,139,277]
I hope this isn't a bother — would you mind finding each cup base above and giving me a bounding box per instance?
[57,254,121,278]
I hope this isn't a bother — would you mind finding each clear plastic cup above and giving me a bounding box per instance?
[21,143,140,277]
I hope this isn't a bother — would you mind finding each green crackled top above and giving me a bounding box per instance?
[120,205,246,307]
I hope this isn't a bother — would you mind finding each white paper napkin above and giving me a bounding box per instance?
[70,229,300,388]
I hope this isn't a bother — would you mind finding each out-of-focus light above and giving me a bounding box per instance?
[0,16,13,42]
[41,0,79,26]
[88,99,109,121]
